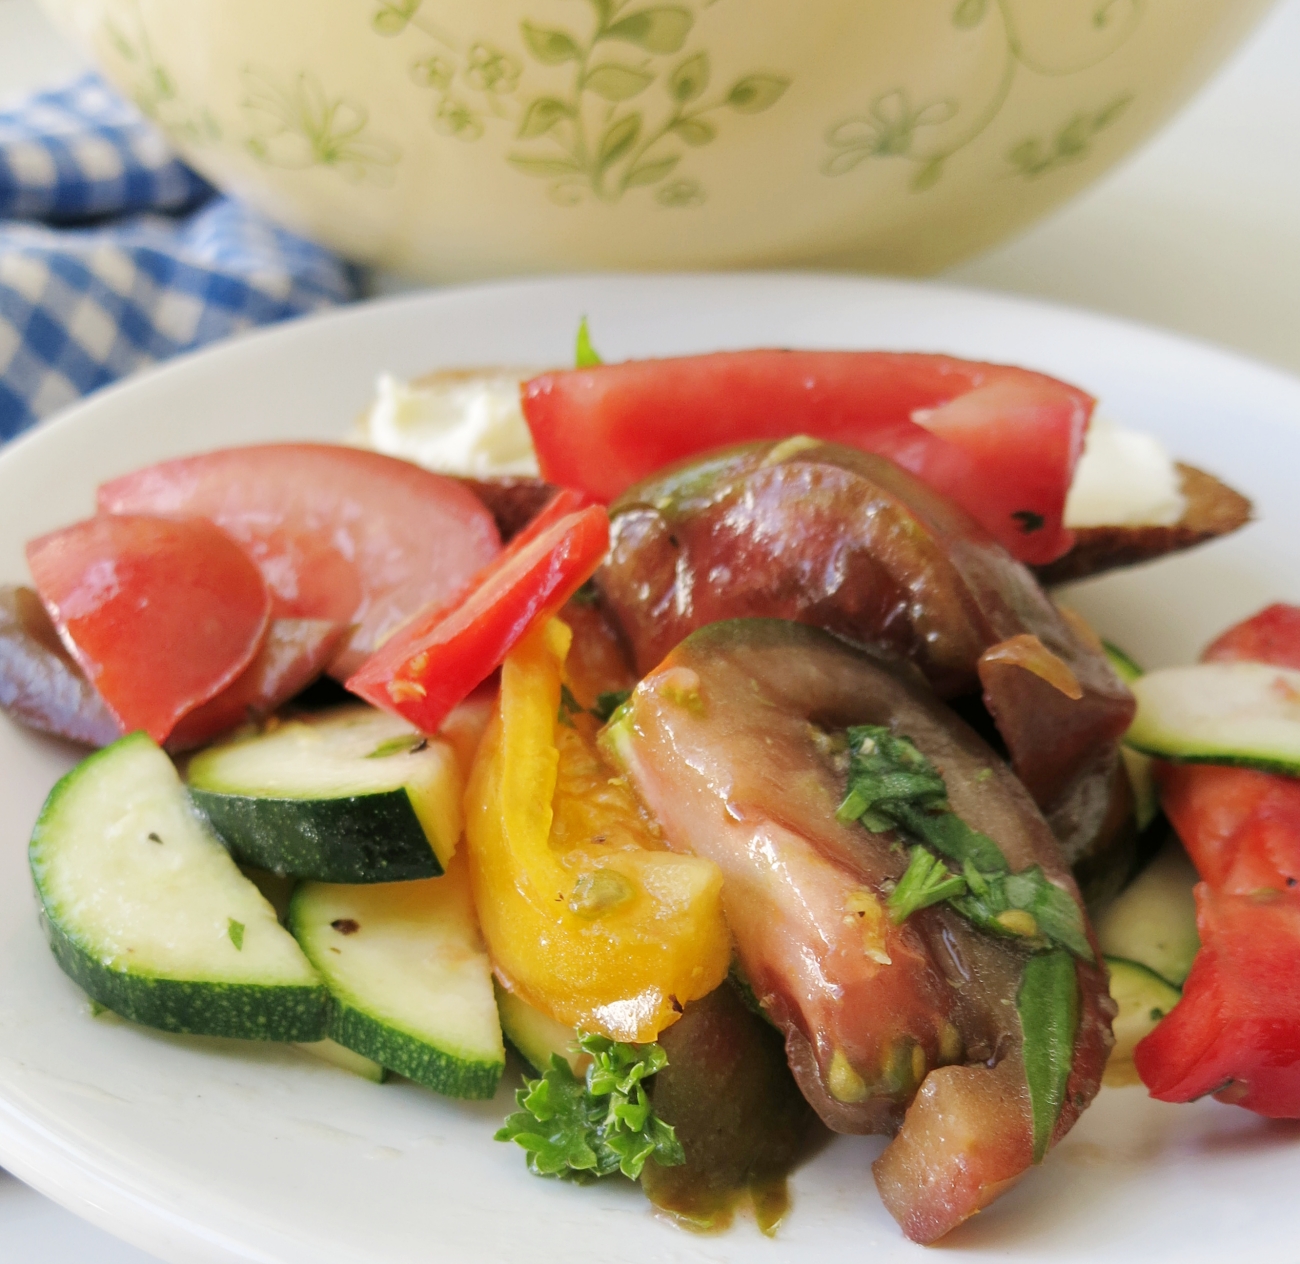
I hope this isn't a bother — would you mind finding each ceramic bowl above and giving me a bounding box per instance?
[41,0,1276,279]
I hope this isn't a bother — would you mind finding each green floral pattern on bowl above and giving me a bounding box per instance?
[41,0,1277,278]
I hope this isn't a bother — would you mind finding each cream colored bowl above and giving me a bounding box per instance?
[43,0,1274,279]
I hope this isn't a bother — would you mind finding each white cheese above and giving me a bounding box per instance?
[363,371,540,478]
[1064,417,1185,528]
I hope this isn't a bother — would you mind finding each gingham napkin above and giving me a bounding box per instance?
[0,75,355,441]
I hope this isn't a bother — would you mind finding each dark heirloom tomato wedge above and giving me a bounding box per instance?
[0,585,344,753]
[27,515,270,744]
[605,621,1112,1243]
[596,439,1135,897]
[97,444,501,678]
[0,585,120,747]
[522,351,1092,564]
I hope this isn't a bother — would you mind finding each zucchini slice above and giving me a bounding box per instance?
[188,706,462,883]
[30,733,329,1040]
[1103,641,1160,830]
[1095,839,1200,986]
[1105,956,1182,1064]
[295,1037,387,1083]
[1127,662,1300,775]
[495,982,583,1074]
[290,857,504,1099]
[1103,640,1144,686]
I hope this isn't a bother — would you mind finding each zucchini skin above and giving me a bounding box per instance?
[40,909,330,1041]
[192,787,442,884]
[327,1001,501,1100]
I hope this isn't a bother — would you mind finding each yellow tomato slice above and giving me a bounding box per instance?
[464,619,730,1042]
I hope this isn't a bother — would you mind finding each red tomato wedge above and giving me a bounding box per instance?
[1158,603,1300,890]
[347,503,610,734]
[1203,603,1300,671]
[167,618,348,751]
[521,351,1093,564]
[1159,762,1300,894]
[97,444,501,678]
[1134,885,1300,1118]
[26,514,271,743]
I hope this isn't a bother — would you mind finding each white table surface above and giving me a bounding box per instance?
[3,0,1300,1259]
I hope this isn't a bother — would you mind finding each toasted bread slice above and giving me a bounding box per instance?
[1035,464,1252,586]
[354,372,1252,577]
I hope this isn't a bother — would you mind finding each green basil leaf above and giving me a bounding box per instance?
[1018,950,1079,1163]
[575,317,604,368]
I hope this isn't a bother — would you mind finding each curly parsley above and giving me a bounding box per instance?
[496,1033,684,1182]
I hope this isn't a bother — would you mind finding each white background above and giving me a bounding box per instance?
[2,0,1299,1257]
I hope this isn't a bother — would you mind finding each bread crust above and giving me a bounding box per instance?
[1034,464,1252,586]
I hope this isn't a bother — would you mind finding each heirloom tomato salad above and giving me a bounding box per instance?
[5,321,1295,1245]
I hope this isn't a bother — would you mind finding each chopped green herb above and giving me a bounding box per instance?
[837,726,1007,873]
[592,689,632,723]
[1012,509,1046,534]
[888,846,967,923]
[227,918,245,951]
[1018,949,1080,1162]
[575,316,604,368]
[838,725,1092,959]
[366,734,425,759]
[568,578,601,607]
[496,1032,683,1181]
[558,683,584,728]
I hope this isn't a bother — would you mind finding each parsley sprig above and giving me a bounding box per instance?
[838,726,1092,960]
[496,1033,684,1182]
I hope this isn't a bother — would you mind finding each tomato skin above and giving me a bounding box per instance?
[166,618,347,751]
[1134,885,1300,1117]
[1203,603,1300,670]
[26,514,270,744]
[347,505,609,735]
[1158,763,1300,894]
[97,444,500,678]
[522,351,1092,565]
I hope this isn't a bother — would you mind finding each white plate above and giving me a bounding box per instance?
[2,274,1299,1264]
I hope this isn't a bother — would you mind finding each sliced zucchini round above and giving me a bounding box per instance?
[294,1037,387,1083]
[495,982,582,1074]
[1105,956,1182,1064]
[290,858,504,1100]
[1095,840,1200,987]
[188,706,463,883]
[30,733,329,1041]
[1127,662,1300,775]
[1103,640,1144,686]
[1102,642,1160,830]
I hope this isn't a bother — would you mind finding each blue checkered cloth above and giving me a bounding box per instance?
[0,75,355,440]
